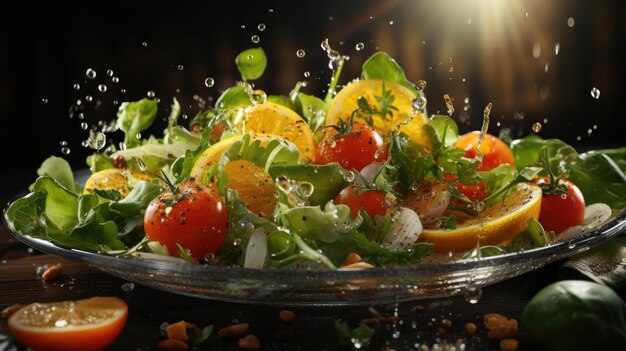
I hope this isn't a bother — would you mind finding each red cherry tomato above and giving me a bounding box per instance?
[144,182,228,260]
[443,174,488,202]
[455,132,515,171]
[315,121,387,171]
[536,178,586,234]
[335,185,389,219]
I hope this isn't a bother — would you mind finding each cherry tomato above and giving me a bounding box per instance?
[443,174,488,202]
[536,177,586,234]
[144,182,228,260]
[455,132,515,171]
[335,185,389,219]
[315,121,387,171]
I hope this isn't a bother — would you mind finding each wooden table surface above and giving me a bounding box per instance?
[0,220,567,351]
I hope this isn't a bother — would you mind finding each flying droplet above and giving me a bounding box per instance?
[85,95,93,102]
[177,65,184,71]
[61,147,71,155]
[443,94,455,116]
[544,62,549,73]
[112,77,119,83]
[532,43,541,59]
[80,122,88,130]
[524,12,528,20]
[412,97,427,113]
[448,66,454,73]
[415,80,427,91]
[86,68,97,79]
[240,24,246,29]
[251,35,260,43]
[41,98,48,104]
[567,17,575,28]
[467,17,472,25]
[355,42,364,51]
[590,87,600,99]
[421,40,426,46]
[204,77,215,88]
[147,90,156,98]
[142,42,148,47]
[268,9,273,13]
[106,69,114,77]
[389,20,394,25]
[304,71,310,78]
[532,122,542,133]
[73,83,80,90]
[98,84,107,93]
[258,23,266,31]
[59,140,67,146]
[554,43,560,55]
[296,49,306,58]
[83,129,107,150]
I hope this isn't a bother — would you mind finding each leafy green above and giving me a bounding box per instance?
[350,231,433,266]
[267,95,297,111]
[86,153,115,173]
[478,163,516,197]
[428,114,459,147]
[296,93,327,133]
[269,163,348,206]
[36,156,76,192]
[522,280,626,351]
[116,98,158,148]
[357,81,399,124]
[235,47,267,81]
[32,177,79,231]
[361,52,418,95]
[215,85,252,110]
[510,136,578,174]
[389,133,438,192]
[281,202,362,243]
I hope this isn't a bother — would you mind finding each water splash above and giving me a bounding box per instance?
[443,94,454,116]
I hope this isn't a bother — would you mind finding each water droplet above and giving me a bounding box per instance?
[59,140,68,146]
[590,87,600,99]
[342,170,355,183]
[250,90,267,105]
[106,69,114,77]
[463,285,482,304]
[257,23,266,31]
[303,71,310,78]
[61,146,71,155]
[448,66,454,73]
[78,112,85,120]
[355,42,364,51]
[240,24,246,29]
[532,122,542,133]
[524,11,528,20]
[142,42,148,47]
[568,242,576,249]
[532,43,541,59]
[73,83,80,90]
[80,122,89,130]
[98,84,107,93]
[576,136,582,141]
[83,129,107,150]
[296,49,306,58]
[421,40,426,46]
[112,77,119,83]
[554,43,560,55]
[86,68,97,79]
[297,182,315,198]
[204,77,215,88]
[567,17,575,28]
[544,62,549,73]
[177,65,184,71]
[41,98,48,104]
[147,90,155,98]
[464,97,470,104]
[55,319,68,328]
[329,16,334,21]
[412,97,427,113]
[415,80,427,91]
[121,282,135,292]
[251,35,260,43]
[85,95,93,102]
[121,89,126,93]
[543,118,549,124]
[389,20,394,25]
[268,8,274,13]
[443,94,455,116]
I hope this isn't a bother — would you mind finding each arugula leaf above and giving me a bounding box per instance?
[350,231,433,265]
[389,133,438,192]
[281,202,362,243]
[236,47,267,81]
[269,163,348,206]
[116,98,158,148]
[36,156,76,192]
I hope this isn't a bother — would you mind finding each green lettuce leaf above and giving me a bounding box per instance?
[116,98,158,148]
[36,156,76,192]
[236,47,267,81]
[280,202,362,243]
[361,52,418,95]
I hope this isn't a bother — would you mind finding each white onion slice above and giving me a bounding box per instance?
[556,203,612,242]
[383,207,423,250]
[359,162,385,183]
[243,228,268,269]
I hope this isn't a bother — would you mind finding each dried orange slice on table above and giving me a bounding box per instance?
[326,79,432,151]
[419,183,543,252]
[8,296,128,351]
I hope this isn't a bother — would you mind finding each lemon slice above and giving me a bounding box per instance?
[419,183,543,252]
[84,168,155,197]
[8,297,128,351]
[240,102,316,160]
[326,79,431,151]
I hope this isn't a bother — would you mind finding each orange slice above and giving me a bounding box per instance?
[241,102,316,160]
[224,160,276,218]
[83,168,155,197]
[419,183,543,252]
[326,79,431,151]
[8,296,128,351]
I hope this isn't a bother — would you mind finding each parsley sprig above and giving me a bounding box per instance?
[357,81,399,125]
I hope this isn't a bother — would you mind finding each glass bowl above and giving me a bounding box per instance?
[4,171,626,306]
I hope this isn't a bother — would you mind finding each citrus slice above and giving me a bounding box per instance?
[326,79,431,151]
[241,102,316,160]
[224,160,276,218]
[8,296,128,351]
[83,168,155,197]
[419,183,543,252]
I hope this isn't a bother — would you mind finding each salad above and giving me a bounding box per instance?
[5,44,626,270]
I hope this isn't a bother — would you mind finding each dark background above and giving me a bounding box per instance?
[1,0,624,205]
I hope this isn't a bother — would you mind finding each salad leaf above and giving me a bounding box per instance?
[350,231,433,266]
[32,177,79,232]
[510,135,578,174]
[235,47,267,81]
[116,98,158,148]
[389,133,439,192]
[267,95,298,111]
[428,115,459,147]
[269,163,348,206]
[86,153,115,173]
[36,156,76,192]
[296,92,327,133]
[4,192,47,236]
[215,85,252,110]
[479,163,516,194]
[596,147,626,172]
[281,202,362,243]
[361,52,418,95]
[109,181,162,216]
